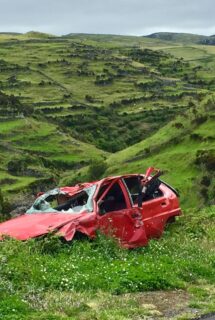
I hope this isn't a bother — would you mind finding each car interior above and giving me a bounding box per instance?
[97,175,164,215]
[98,182,127,215]
[123,176,163,204]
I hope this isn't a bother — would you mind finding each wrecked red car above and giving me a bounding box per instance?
[0,167,181,248]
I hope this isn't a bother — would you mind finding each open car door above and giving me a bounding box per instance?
[123,168,173,239]
[96,179,148,249]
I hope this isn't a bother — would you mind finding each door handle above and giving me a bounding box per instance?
[161,202,167,206]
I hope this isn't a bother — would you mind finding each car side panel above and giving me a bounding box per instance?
[97,208,148,248]
[141,183,181,238]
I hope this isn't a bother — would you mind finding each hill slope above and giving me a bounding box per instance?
[0,32,214,207]
[105,96,215,207]
[146,32,215,45]
[0,117,107,195]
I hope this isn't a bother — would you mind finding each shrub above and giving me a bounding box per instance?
[190,133,202,141]
[88,159,107,181]
[85,95,94,103]
[0,189,11,219]
[201,176,211,187]
[195,150,215,171]
[173,122,184,129]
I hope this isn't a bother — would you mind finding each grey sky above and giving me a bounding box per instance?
[0,0,215,36]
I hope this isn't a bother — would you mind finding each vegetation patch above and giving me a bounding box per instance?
[0,206,214,319]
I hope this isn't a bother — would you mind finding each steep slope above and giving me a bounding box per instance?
[0,92,107,194]
[105,97,215,208]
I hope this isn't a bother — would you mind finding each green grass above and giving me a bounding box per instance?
[0,119,27,133]
[102,96,215,208]
[0,205,214,319]
[194,119,215,138]
[2,176,37,193]
[163,46,211,61]
[0,117,107,193]
[145,32,211,44]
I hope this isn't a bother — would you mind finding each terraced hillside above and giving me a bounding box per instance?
[0,114,107,194]
[0,35,203,152]
[0,32,215,205]
[0,32,215,320]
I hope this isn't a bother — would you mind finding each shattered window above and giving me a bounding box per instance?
[26,185,96,214]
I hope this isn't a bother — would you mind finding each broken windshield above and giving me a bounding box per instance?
[26,185,97,214]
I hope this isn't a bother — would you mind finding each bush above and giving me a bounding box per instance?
[85,95,94,103]
[88,159,107,181]
[0,189,11,219]
[195,150,215,171]
[201,176,211,187]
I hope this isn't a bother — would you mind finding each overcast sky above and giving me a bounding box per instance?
[0,0,215,36]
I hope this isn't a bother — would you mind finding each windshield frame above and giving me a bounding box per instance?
[26,184,97,214]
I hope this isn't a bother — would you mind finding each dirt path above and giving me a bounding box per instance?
[126,289,215,319]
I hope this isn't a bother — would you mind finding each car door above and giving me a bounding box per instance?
[96,179,148,248]
[141,190,171,238]
[123,175,171,239]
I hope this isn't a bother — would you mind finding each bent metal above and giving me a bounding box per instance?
[0,167,181,249]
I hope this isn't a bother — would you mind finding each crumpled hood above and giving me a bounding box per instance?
[0,212,86,241]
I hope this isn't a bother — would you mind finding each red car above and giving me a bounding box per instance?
[0,167,181,248]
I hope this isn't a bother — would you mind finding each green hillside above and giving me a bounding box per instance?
[105,96,215,208]
[0,116,107,194]
[0,32,214,206]
[146,32,215,45]
[63,95,215,209]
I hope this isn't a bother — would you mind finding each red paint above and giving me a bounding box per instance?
[0,168,182,248]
